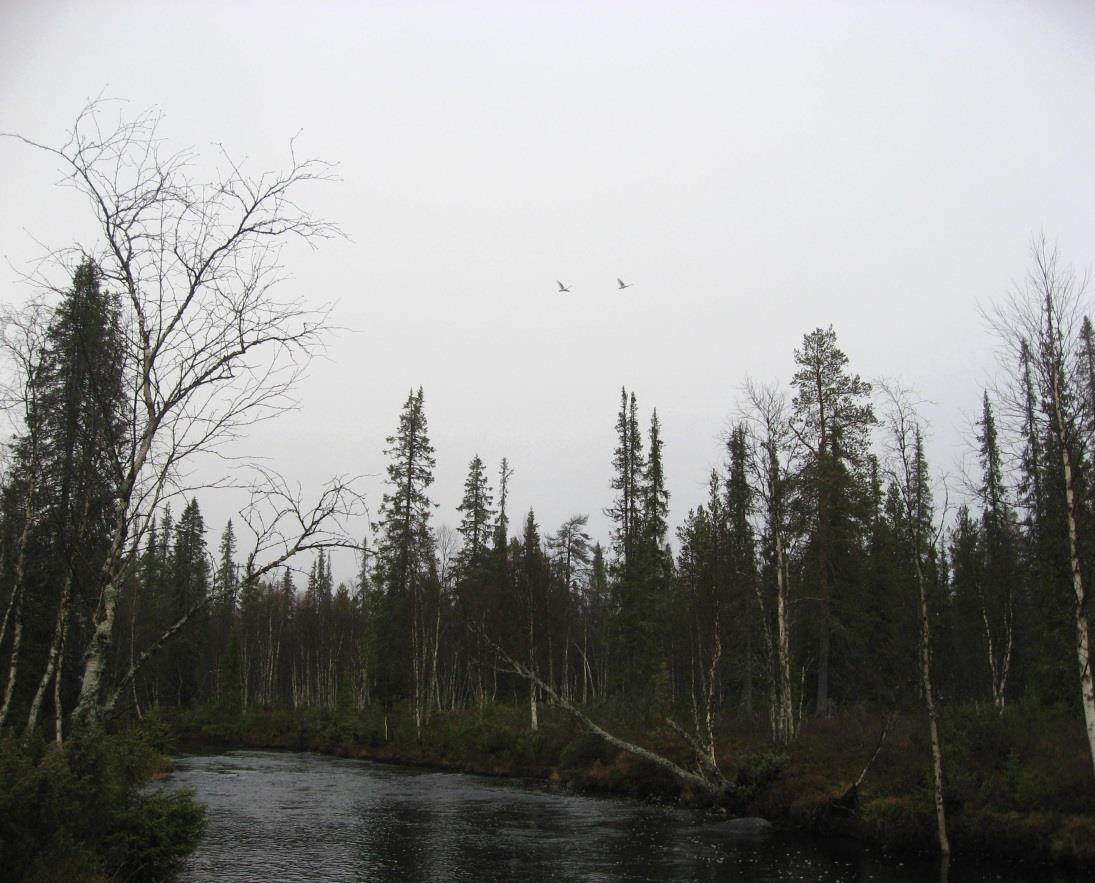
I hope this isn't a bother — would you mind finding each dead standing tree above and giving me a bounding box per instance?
[6,100,344,730]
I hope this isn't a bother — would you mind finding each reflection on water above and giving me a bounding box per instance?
[165,750,1075,882]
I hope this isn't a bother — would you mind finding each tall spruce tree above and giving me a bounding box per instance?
[726,425,758,714]
[165,499,209,706]
[4,259,126,736]
[976,393,1019,708]
[606,388,645,580]
[373,387,436,710]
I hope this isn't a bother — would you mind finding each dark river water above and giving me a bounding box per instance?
[165,750,1077,881]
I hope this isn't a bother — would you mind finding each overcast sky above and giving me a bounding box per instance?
[2,1,1094,581]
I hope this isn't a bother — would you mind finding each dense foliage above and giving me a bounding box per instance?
[0,727,205,881]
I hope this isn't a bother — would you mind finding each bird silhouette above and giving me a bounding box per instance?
[617,278,633,290]
[557,281,571,293]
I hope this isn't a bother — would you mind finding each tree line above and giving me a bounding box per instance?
[6,239,1092,787]
[0,107,1092,862]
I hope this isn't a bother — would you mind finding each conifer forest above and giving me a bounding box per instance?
[3,25,1095,877]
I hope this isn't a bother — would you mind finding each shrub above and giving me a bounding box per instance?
[730,751,787,802]
[0,731,206,882]
[951,807,1057,863]
[1050,815,1095,866]
[861,794,934,851]
[559,733,617,770]
[103,789,207,881]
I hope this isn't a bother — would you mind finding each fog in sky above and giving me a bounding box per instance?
[2,1,1094,581]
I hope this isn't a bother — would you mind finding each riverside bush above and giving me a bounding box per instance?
[559,732,617,770]
[0,731,205,882]
[861,794,934,851]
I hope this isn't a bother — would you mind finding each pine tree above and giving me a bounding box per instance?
[548,515,592,595]
[790,326,875,715]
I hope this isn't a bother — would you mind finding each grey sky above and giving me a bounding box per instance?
[2,1,1094,580]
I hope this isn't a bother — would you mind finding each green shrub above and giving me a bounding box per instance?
[103,789,207,881]
[0,731,206,882]
[559,733,617,770]
[1050,815,1095,866]
[861,794,935,851]
[951,807,1057,862]
[730,751,787,802]
[464,720,518,758]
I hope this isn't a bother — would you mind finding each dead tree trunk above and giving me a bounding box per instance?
[486,632,729,800]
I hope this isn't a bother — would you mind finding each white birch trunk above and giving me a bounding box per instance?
[24,572,73,737]
[1051,379,1095,778]
[915,550,950,856]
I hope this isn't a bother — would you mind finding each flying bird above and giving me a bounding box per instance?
[617,278,633,290]
[557,281,571,293]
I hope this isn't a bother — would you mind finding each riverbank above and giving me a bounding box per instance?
[165,700,1095,871]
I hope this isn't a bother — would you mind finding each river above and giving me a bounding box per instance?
[164,750,1078,881]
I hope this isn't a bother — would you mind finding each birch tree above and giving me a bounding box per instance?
[880,381,950,856]
[741,379,800,744]
[988,237,1095,781]
[6,100,346,730]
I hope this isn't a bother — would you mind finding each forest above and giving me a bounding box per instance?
[2,103,1095,878]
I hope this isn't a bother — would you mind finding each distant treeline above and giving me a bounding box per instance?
[6,245,1093,790]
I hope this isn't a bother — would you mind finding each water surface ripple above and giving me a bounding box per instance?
[165,750,1074,882]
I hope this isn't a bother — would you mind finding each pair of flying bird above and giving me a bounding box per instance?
[556,278,633,293]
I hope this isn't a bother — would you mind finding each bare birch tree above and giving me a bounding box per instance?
[740,378,800,745]
[5,100,344,729]
[987,237,1095,782]
[879,381,950,856]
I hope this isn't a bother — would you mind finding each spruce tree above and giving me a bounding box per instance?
[725,426,758,713]
[372,387,436,706]
[975,393,1019,708]
[455,454,495,578]
[606,388,646,580]
[165,499,209,705]
[5,259,127,734]
[374,388,437,599]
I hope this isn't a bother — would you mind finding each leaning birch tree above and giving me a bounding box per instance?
[5,100,344,730]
